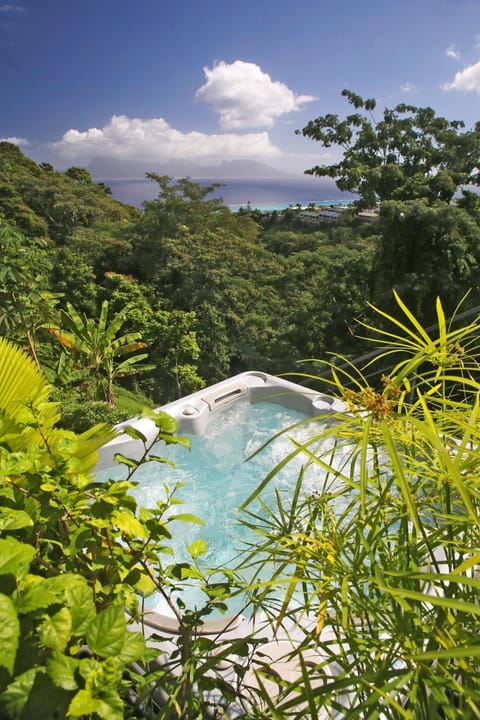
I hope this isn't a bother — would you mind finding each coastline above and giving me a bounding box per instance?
[102,176,358,210]
[228,199,356,212]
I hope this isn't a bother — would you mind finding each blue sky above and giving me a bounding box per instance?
[1,0,480,175]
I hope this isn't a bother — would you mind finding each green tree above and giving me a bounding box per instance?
[126,178,290,379]
[49,300,149,407]
[133,174,225,254]
[50,245,98,316]
[279,235,374,360]
[0,143,137,244]
[0,221,58,367]
[372,199,480,320]
[98,272,205,402]
[154,309,204,398]
[297,89,480,208]
[64,166,94,185]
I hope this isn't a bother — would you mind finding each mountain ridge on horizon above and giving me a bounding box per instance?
[87,157,298,180]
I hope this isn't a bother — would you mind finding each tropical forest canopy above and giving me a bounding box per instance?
[0,91,479,428]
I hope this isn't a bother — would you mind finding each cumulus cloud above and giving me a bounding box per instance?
[51,114,281,163]
[195,60,317,129]
[0,136,29,145]
[442,59,480,93]
[446,44,461,60]
[400,82,416,93]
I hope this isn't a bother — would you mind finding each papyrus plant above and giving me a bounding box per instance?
[238,293,480,719]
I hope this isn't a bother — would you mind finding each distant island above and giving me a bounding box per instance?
[87,157,295,180]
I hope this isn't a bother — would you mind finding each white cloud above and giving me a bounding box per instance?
[0,136,29,145]
[400,82,416,93]
[0,5,25,12]
[442,59,480,93]
[195,60,317,129]
[51,114,281,163]
[446,44,461,60]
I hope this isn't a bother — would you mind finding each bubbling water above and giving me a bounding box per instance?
[97,399,339,615]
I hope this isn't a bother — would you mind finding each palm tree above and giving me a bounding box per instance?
[49,301,149,407]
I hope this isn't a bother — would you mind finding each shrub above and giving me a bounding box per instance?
[240,293,480,718]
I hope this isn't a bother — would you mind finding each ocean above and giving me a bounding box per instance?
[104,176,357,211]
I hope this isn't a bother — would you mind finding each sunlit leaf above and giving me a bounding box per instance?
[188,539,207,557]
[112,511,148,539]
[39,608,72,652]
[86,605,126,658]
[46,652,79,691]
[0,537,35,578]
[0,593,19,674]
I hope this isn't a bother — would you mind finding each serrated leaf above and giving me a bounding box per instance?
[39,607,72,651]
[169,562,192,580]
[188,539,207,558]
[0,507,33,532]
[0,667,39,716]
[14,668,73,719]
[66,584,95,636]
[94,689,124,720]
[68,688,100,717]
[0,593,19,674]
[101,480,136,497]
[0,486,16,501]
[46,652,79,691]
[111,511,148,539]
[43,574,86,595]
[17,576,60,613]
[86,605,126,658]
[0,537,35,578]
[134,572,157,596]
[117,631,145,664]
[151,411,178,434]
[40,481,58,492]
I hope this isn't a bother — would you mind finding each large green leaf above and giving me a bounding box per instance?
[0,667,39,717]
[39,608,72,652]
[0,537,35,578]
[188,538,207,558]
[46,652,79,691]
[67,688,100,718]
[0,593,19,674]
[117,631,145,664]
[111,510,148,539]
[66,583,95,636]
[86,605,126,658]
[16,576,62,614]
[0,507,33,532]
